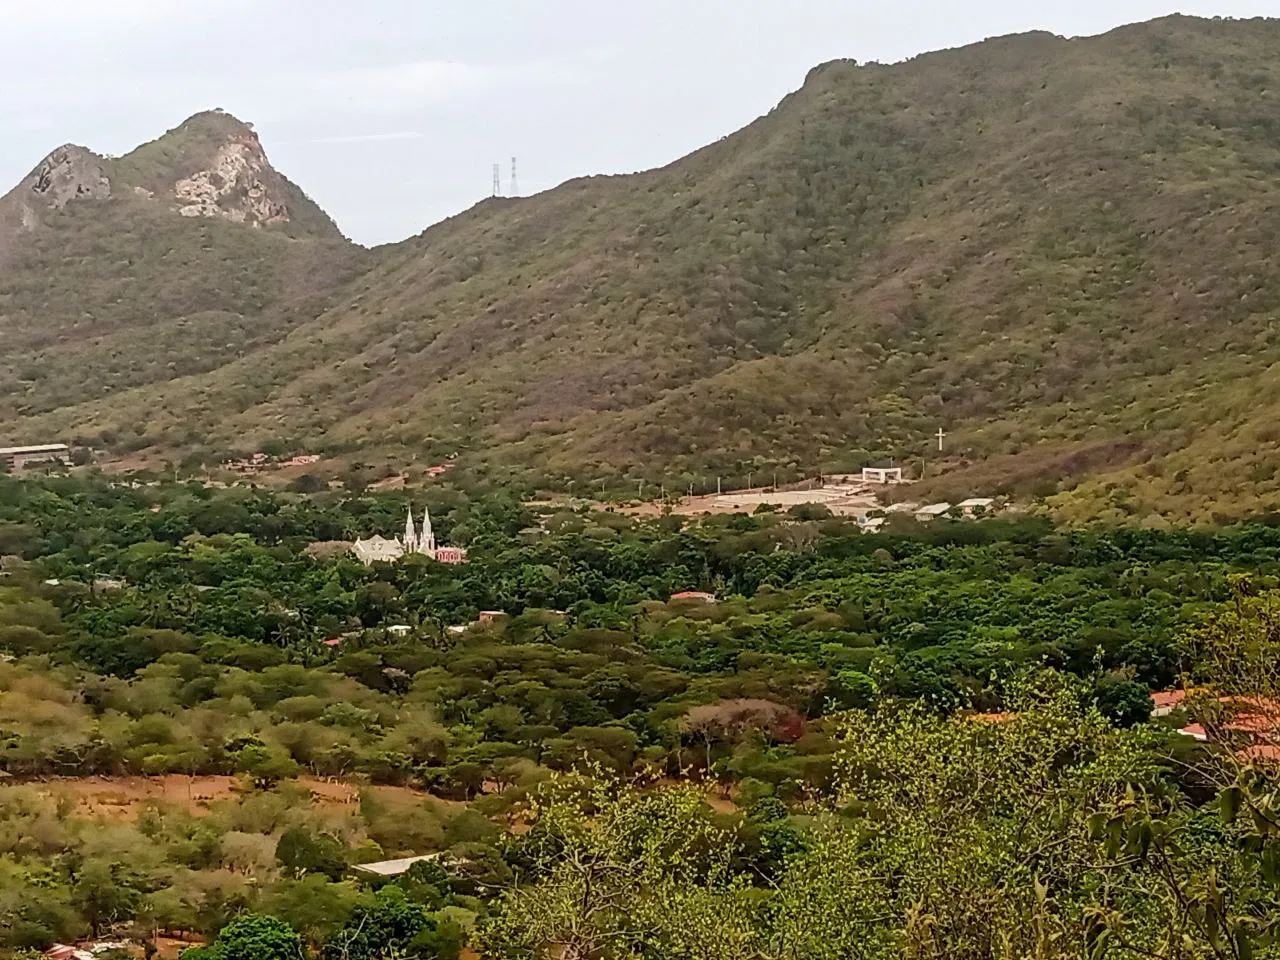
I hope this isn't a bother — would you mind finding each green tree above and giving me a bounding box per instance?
[833,669,877,709]
[480,671,1278,959]
[71,861,141,937]
[1092,675,1153,728]
[275,828,348,881]
[182,914,303,960]
[322,887,434,960]
[235,744,300,790]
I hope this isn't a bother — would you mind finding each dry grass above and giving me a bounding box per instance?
[28,774,456,822]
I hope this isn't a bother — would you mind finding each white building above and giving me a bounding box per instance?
[351,507,467,566]
[957,497,996,516]
[915,502,953,521]
[1,444,71,470]
[861,466,903,484]
[350,853,444,879]
[351,534,405,565]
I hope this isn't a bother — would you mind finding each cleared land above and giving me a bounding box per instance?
[25,774,459,821]
[619,482,889,517]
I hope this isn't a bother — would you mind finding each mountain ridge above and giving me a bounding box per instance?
[4,15,1280,521]
[0,109,365,432]
[0,108,344,255]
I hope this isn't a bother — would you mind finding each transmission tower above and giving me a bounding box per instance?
[491,163,501,197]
[510,156,519,197]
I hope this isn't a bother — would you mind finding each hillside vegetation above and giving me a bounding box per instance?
[4,17,1280,519]
[0,112,363,435]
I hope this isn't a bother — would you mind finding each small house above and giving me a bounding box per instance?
[1150,689,1188,717]
[914,503,952,522]
[671,591,717,603]
[44,947,93,960]
[351,854,443,879]
[861,466,903,484]
[1,444,71,470]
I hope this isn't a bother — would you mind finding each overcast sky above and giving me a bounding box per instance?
[0,0,1276,245]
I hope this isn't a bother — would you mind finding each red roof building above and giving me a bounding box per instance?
[1150,689,1189,716]
[967,712,1017,724]
[433,546,468,565]
[44,946,93,960]
[1166,692,1280,758]
[1178,722,1209,741]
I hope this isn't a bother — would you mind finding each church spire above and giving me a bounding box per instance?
[420,507,436,555]
[403,507,417,552]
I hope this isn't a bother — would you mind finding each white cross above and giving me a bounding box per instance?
[936,427,947,452]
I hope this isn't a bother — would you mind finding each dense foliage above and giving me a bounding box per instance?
[5,472,1280,956]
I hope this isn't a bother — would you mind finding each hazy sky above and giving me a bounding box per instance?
[0,1,1276,245]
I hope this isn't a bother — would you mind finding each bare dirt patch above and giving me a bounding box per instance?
[618,484,883,518]
[155,934,205,959]
[27,774,456,820]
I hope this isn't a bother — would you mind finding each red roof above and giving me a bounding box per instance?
[1185,695,1280,735]
[968,712,1016,724]
[671,591,716,602]
[322,637,343,647]
[1151,690,1188,709]
[1242,743,1280,761]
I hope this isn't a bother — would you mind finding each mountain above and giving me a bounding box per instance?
[0,111,364,437]
[0,110,345,247]
[5,17,1280,521]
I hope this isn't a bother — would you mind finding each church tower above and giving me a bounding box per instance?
[420,507,437,556]
[403,507,418,553]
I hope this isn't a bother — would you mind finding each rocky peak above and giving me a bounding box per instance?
[172,137,289,226]
[0,110,344,255]
[28,145,111,210]
[131,110,296,228]
[0,144,111,257]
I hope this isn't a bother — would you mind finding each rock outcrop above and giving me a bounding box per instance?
[173,137,290,227]
[0,145,112,259]
[0,110,342,260]
[28,146,111,209]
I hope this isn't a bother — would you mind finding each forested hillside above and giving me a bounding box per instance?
[5,17,1280,520]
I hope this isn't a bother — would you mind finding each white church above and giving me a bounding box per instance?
[352,507,468,566]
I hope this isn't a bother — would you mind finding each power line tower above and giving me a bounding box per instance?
[491,163,501,198]
[510,156,519,197]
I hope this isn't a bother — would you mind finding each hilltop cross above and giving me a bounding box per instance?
[936,427,947,453]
